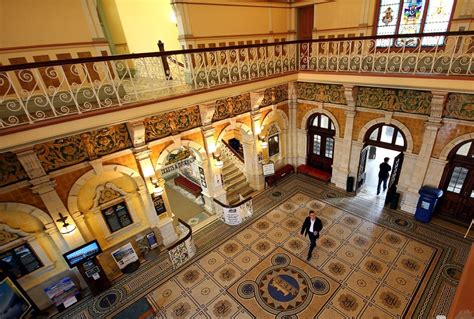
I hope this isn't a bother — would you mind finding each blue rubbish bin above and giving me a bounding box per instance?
[414,186,443,223]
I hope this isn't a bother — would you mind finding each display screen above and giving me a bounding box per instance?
[62,240,102,268]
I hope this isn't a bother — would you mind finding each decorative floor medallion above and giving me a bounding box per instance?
[230,248,339,318]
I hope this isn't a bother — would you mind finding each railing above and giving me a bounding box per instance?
[219,141,246,178]
[0,31,472,131]
[213,197,253,225]
[167,218,195,269]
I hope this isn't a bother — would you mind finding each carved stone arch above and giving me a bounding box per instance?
[439,132,474,160]
[301,108,341,138]
[156,140,207,170]
[216,121,253,144]
[261,109,289,130]
[67,165,146,215]
[0,202,54,227]
[357,118,414,154]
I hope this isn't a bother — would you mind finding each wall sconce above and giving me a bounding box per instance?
[151,178,164,197]
[212,152,224,168]
[258,135,268,148]
[56,213,76,235]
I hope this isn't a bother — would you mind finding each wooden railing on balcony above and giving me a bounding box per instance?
[0,31,472,131]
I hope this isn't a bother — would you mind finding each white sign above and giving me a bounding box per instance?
[262,162,275,176]
[111,243,139,269]
[223,207,242,225]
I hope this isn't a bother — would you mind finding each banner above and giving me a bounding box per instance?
[111,243,139,270]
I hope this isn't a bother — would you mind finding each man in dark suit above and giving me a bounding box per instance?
[300,210,323,261]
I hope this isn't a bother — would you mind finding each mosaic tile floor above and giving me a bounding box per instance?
[56,175,470,319]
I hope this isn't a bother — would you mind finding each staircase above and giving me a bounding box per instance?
[219,142,254,205]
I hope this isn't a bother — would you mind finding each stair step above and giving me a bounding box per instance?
[226,183,250,197]
[223,171,245,184]
[224,175,247,190]
[222,165,239,176]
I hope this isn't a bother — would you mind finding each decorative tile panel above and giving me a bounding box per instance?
[444,93,474,121]
[212,94,251,121]
[82,124,132,159]
[261,84,289,107]
[145,106,201,142]
[297,82,346,104]
[35,135,88,172]
[0,152,28,187]
[356,87,432,115]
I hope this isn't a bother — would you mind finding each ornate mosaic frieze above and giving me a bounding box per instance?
[356,87,432,115]
[0,152,28,187]
[0,229,20,246]
[261,84,289,107]
[82,124,132,159]
[35,135,89,172]
[444,93,474,121]
[35,124,132,172]
[212,94,251,121]
[145,106,201,142]
[297,82,346,105]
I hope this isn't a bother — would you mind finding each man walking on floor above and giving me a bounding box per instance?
[300,210,323,261]
[377,157,391,195]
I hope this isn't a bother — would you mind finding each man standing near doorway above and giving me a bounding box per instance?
[377,157,391,195]
[300,210,323,261]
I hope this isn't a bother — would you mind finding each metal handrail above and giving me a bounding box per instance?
[0,31,472,71]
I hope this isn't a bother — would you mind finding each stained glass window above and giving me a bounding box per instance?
[375,0,455,47]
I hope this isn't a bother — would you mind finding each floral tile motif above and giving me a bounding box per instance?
[0,152,28,187]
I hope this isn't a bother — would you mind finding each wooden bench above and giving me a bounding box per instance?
[266,164,295,187]
[297,165,331,183]
[174,176,202,197]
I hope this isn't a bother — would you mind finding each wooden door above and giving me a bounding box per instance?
[297,6,314,40]
[385,152,404,205]
[307,132,333,173]
[439,165,474,223]
[356,146,369,190]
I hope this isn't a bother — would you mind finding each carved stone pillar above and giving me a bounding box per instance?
[400,91,447,214]
[288,82,299,166]
[16,150,85,249]
[201,125,226,203]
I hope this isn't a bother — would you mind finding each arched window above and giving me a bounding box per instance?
[307,114,336,173]
[365,124,406,151]
[375,0,455,47]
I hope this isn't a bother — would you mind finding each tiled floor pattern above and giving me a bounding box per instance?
[146,192,439,318]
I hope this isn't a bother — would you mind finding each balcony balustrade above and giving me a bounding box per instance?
[0,31,472,131]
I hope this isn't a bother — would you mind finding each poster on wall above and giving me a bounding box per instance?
[0,276,32,319]
[111,243,139,270]
[44,277,80,309]
[262,162,275,176]
[152,195,167,215]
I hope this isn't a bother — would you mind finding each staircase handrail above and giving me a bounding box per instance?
[222,140,244,162]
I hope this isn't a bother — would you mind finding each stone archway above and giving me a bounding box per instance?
[301,108,341,138]
[155,140,207,170]
[357,118,414,154]
[439,132,474,161]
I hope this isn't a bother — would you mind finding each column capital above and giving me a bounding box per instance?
[250,90,265,110]
[16,150,46,179]
[134,149,152,161]
[31,179,56,195]
[126,120,146,147]
[343,85,357,109]
[429,90,449,120]
[199,102,216,126]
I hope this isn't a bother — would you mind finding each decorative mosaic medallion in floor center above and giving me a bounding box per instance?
[230,248,339,318]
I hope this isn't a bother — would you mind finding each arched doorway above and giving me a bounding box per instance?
[357,124,406,205]
[438,140,474,224]
[306,113,335,174]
